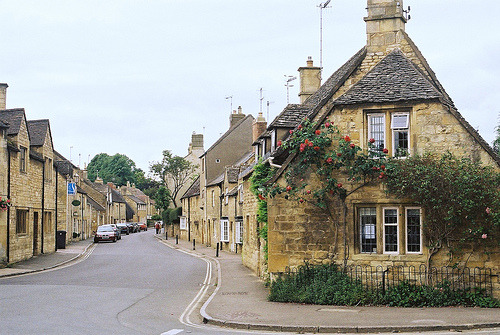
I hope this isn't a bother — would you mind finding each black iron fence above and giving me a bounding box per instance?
[284,263,494,296]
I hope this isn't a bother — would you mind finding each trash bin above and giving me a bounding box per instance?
[57,230,66,249]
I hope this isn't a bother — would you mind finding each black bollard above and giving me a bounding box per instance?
[193,239,196,250]
[216,242,219,257]
[176,235,178,244]
[235,243,238,254]
[165,226,168,240]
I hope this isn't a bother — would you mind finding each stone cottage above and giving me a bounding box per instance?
[242,0,500,290]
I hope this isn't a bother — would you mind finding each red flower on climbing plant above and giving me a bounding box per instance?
[344,136,351,142]
[315,130,321,135]
[369,138,375,143]
[383,148,389,154]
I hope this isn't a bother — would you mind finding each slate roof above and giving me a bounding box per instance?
[226,167,239,183]
[227,185,239,197]
[0,109,25,136]
[304,47,367,111]
[201,114,255,158]
[110,188,126,203]
[126,194,146,205]
[181,176,200,199]
[53,150,76,176]
[268,104,310,129]
[334,50,443,106]
[207,173,224,187]
[87,196,106,212]
[26,119,50,146]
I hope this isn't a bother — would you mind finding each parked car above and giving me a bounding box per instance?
[137,222,147,231]
[126,222,138,233]
[116,223,129,235]
[103,224,121,240]
[94,225,117,243]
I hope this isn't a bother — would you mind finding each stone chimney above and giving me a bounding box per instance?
[364,0,407,53]
[252,112,267,143]
[229,105,245,129]
[0,83,8,110]
[298,57,321,104]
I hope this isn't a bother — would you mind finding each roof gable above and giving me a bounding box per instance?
[27,119,51,147]
[334,49,442,106]
[181,176,200,199]
[201,114,255,157]
[0,109,26,137]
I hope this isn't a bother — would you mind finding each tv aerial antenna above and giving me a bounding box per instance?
[318,0,332,69]
[284,75,297,104]
[225,95,233,113]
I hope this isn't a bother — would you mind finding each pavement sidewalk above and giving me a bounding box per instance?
[0,239,93,278]
[156,234,500,334]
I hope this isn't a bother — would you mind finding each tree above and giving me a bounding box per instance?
[263,118,387,266]
[385,153,500,268]
[87,153,139,186]
[150,150,197,208]
[153,186,171,212]
[493,116,500,155]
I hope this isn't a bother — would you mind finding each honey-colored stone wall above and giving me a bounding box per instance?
[267,99,500,296]
[241,177,268,278]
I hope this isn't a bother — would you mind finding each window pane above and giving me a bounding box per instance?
[394,130,409,157]
[407,209,421,253]
[360,207,377,253]
[368,115,385,152]
[384,209,398,253]
[391,114,408,129]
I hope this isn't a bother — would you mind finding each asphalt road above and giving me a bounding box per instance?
[0,230,215,335]
[0,230,498,335]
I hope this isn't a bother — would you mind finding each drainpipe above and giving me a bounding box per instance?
[54,164,58,251]
[41,160,45,254]
[6,149,11,262]
[188,197,191,242]
[265,156,282,169]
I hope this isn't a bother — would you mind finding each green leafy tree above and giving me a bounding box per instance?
[493,117,500,155]
[88,153,138,186]
[153,186,171,212]
[384,153,500,268]
[150,150,197,208]
[263,118,387,266]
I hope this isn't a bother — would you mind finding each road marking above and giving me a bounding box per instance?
[161,330,183,335]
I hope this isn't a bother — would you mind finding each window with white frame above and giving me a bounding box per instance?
[367,114,385,153]
[406,208,422,253]
[383,208,399,253]
[180,216,187,230]
[391,113,409,157]
[225,187,228,205]
[360,207,377,253]
[271,130,276,151]
[358,205,422,255]
[211,190,215,207]
[220,218,229,242]
[238,184,244,203]
[235,219,243,244]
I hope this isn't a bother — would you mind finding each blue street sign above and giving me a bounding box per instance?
[68,182,76,195]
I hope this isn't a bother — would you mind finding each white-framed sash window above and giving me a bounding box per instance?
[383,208,399,254]
[406,208,422,254]
[220,218,229,242]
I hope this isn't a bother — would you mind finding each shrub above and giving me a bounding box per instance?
[269,263,499,308]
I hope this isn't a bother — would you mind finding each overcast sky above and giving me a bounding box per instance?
[1,1,498,172]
